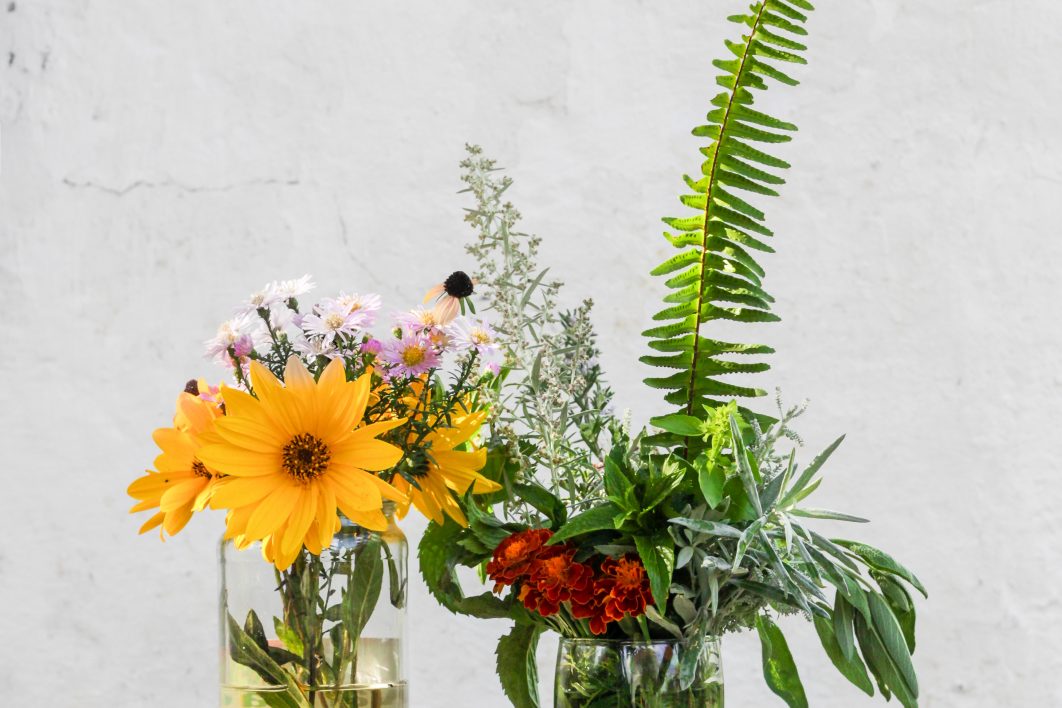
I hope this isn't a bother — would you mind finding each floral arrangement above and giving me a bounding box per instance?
[420,1,926,706]
[127,1,925,707]
[127,274,503,706]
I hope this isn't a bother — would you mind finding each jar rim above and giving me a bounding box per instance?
[558,636,720,647]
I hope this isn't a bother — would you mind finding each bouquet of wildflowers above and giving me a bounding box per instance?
[423,74,924,707]
[127,273,504,707]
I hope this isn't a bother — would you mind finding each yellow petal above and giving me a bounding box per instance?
[127,471,173,500]
[283,356,316,395]
[317,358,347,389]
[248,362,301,435]
[249,361,284,404]
[281,485,317,556]
[391,477,412,519]
[348,374,371,428]
[129,498,160,513]
[210,475,283,509]
[353,417,408,440]
[175,393,217,434]
[197,445,281,477]
[343,508,388,532]
[138,511,165,534]
[326,471,382,512]
[243,483,300,541]
[365,474,407,504]
[282,357,319,433]
[219,386,262,419]
[431,410,488,449]
[159,478,206,512]
[152,427,189,455]
[315,481,338,549]
[214,417,284,453]
[224,505,256,540]
[192,478,219,512]
[163,506,194,536]
[331,439,403,472]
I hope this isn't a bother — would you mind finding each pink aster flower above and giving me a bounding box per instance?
[360,338,383,355]
[380,335,440,378]
[394,308,441,335]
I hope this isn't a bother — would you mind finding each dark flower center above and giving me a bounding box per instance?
[443,271,475,298]
[184,379,200,396]
[408,450,432,478]
[282,433,331,482]
[192,460,211,479]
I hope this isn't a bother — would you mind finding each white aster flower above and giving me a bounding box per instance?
[301,302,364,343]
[447,316,499,358]
[274,274,316,300]
[204,312,264,361]
[293,333,339,360]
[326,292,382,327]
[235,282,280,315]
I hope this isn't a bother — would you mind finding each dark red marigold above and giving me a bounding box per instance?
[518,547,595,617]
[571,554,654,635]
[486,528,553,592]
[599,554,653,621]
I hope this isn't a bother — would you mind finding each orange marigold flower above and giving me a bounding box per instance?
[518,547,594,617]
[571,554,654,635]
[486,528,553,592]
[599,554,654,622]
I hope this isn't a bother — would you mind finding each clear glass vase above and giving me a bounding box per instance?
[219,505,408,708]
[555,637,724,708]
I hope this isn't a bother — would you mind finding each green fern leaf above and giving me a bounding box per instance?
[642,0,813,456]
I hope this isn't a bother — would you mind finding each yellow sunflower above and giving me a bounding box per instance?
[393,409,500,526]
[127,389,224,537]
[199,356,406,570]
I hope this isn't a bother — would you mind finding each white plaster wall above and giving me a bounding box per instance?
[2,1,1059,706]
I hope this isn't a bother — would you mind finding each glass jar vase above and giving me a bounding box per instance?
[219,506,408,708]
[555,637,723,708]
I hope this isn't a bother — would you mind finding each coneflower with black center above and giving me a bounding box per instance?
[423,270,477,324]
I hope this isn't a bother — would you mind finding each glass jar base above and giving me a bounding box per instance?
[554,637,724,708]
[221,682,407,708]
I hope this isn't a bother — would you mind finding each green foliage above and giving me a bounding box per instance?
[835,540,928,598]
[634,532,676,610]
[461,146,623,513]
[814,612,875,697]
[756,615,808,708]
[438,6,929,708]
[227,612,310,708]
[418,517,522,620]
[549,502,623,544]
[641,0,815,453]
[496,623,543,708]
[338,538,384,649]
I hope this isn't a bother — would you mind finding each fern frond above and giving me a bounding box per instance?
[643,0,813,455]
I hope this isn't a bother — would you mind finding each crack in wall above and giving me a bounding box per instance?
[60,176,300,197]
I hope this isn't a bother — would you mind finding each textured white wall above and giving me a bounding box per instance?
[2,1,1059,706]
